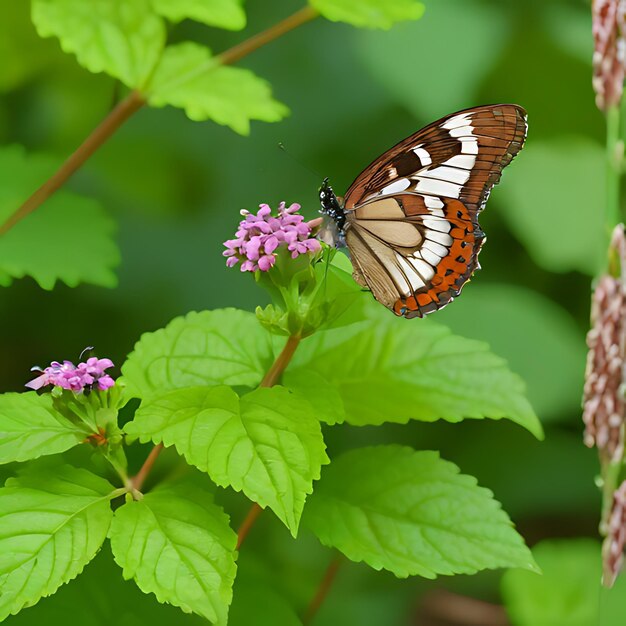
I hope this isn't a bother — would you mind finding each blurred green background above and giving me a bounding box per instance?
[0,0,614,624]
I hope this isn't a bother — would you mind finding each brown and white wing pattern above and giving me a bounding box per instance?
[344,104,527,212]
[342,104,526,318]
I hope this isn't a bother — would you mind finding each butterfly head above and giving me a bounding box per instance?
[318,178,347,248]
[319,178,346,231]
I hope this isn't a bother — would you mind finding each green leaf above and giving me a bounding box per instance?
[146,42,289,135]
[0,392,89,464]
[502,539,626,626]
[109,479,237,623]
[354,0,507,118]
[4,545,207,626]
[497,138,605,276]
[304,445,538,578]
[0,465,115,621]
[150,0,246,31]
[31,0,166,88]
[437,284,586,423]
[311,0,425,29]
[289,311,543,438]
[125,385,329,535]
[121,308,273,399]
[0,145,119,289]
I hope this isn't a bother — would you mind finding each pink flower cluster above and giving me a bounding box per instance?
[223,202,322,272]
[26,357,115,392]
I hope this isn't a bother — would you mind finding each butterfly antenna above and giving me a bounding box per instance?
[277,142,323,181]
[79,346,94,361]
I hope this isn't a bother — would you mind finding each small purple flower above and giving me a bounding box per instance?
[223,202,322,272]
[26,353,116,393]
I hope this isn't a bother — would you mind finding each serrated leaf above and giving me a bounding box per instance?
[437,283,586,423]
[4,545,207,626]
[501,539,626,626]
[0,145,119,289]
[146,42,289,135]
[31,0,166,88]
[0,465,115,620]
[497,138,605,276]
[150,0,246,30]
[121,308,273,399]
[304,445,538,578]
[289,311,543,438]
[125,385,329,535]
[310,0,425,29]
[0,392,89,464]
[109,479,237,624]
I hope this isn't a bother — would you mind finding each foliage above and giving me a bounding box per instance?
[304,445,537,578]
[126,385,329,535]
[0,465,117,620]
[287,305,543,437]
[0,0,607,623]
[110,479,237,623]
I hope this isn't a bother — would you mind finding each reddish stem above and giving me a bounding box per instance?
[236,502,263,549]
[0,90,145,235]
[260,334,301,388]
[218,6,318,65]
[303,555,343,625]
[132,443,164,492]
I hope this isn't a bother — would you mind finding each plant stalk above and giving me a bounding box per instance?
[132,442,164,492]
[303,555,343,625]
[0,90,145,235]
[260,334,301,388]
[218,5,318,66]
[606,104,623,237]
[236,503,263,549]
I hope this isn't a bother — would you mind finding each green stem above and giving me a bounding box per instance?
[106,451,132,489]
[108,487,131,500]
[606,105,623,236]
[600,458,622,535]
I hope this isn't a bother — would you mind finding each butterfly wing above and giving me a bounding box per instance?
[346,194,484,317]
[342,104,526,318]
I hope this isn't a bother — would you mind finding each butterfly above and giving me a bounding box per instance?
[319,104,527,318]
